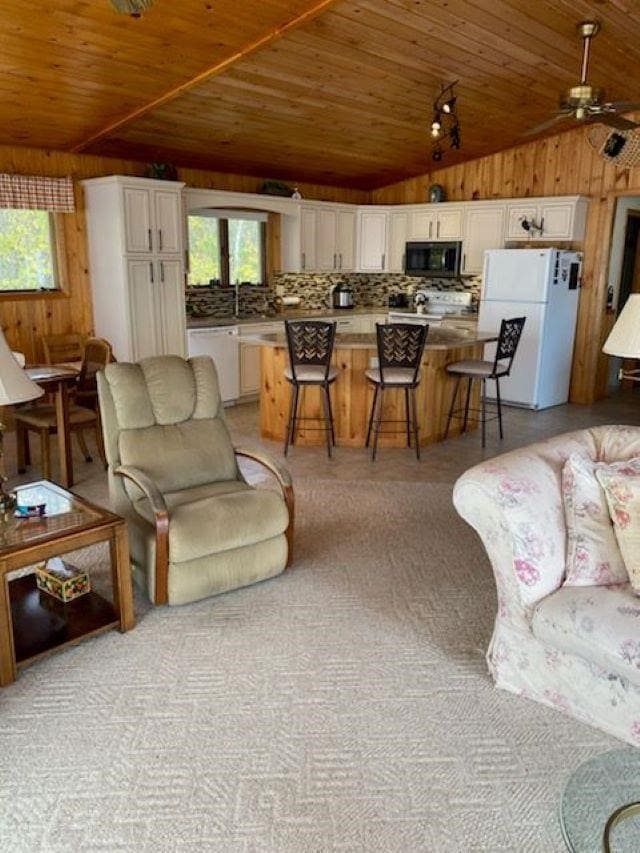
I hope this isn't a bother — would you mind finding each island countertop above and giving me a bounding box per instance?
[251,328,494,449]
[240,329,495,352]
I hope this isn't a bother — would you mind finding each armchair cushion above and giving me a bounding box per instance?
[596,457,640,593]
[133,484,289,564]
[562,452,628,586]
[118,419,237,499]
[532,584,640,689]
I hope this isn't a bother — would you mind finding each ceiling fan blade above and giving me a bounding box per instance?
[523,112,573,136]
[606,101,640,111]
[597,114,640,130]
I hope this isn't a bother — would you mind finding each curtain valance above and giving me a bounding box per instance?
[0,174,75,212]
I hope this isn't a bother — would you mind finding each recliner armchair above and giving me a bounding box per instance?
[97,355,294,606]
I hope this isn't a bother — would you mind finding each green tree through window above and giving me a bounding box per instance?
[0,209,57,291]
[188,214,264,286]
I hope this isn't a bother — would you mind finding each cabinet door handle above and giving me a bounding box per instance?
[160,261,165,282]
[463,253,466,271]
[302,252,306,270]
[381,253,386,270]
[339,253,343,269]
[402,252,406,271]
[437,220,440,238]
[333,253,337,269]
[158,229,163,251]
[149,261,154,283]
[429,221,433,239]
[148,228,153,251]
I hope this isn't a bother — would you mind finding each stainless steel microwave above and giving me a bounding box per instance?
[404,241,462,277]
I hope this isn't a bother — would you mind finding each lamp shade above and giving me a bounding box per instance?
[0,330,43,405]
[603,294,640,358]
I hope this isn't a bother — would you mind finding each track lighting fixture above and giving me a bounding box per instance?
[430,81,461,162]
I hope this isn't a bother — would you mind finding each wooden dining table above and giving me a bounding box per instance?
[24,365,80,489]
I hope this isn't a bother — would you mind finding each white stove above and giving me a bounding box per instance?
[414,289,473,315]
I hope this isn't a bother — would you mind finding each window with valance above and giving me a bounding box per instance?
[0,174,74,293]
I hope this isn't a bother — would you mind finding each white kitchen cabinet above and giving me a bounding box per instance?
[300,205,356,272]
[187,327,239,404]
[407,206,463,241]
[123,182,182,255]
[300,206,317,272]
[357,210,389,272]
[505,196,588,242]
[83,175,186,362]
[335,209,356,271]
[461,205,506,274]
[388,211,408,272]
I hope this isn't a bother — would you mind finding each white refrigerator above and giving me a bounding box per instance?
[478,249,582,409]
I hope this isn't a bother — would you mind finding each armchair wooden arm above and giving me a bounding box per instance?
[115,465,170,606]
[234,446,295,567]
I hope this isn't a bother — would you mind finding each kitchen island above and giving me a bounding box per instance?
[241,328,497,448]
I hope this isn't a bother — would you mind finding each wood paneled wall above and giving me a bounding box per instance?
[371,125,640,404]
[0,145,367,364]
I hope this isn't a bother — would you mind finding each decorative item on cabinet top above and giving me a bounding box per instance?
[145,163,178,181]
[429,184,446,203]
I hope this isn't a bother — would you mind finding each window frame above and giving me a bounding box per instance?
[187,211,267,288]
[0,210,69,302]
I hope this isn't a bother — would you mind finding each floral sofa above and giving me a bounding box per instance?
[453,425,640,745]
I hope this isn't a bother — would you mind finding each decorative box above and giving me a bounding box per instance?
[35,557,91,603]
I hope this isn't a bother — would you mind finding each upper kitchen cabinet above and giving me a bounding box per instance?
[461,205,505,274]
[119,178,184,255]
[407,205,463,241]
[505,196,588,242]
[82,176,187,362]
[357,209,389,272]
[388,210,409,273]
[300,203,356,272]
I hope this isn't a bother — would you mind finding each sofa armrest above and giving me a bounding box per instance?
[452,441,575,621]
[234,446,294,567]
[114,465,169,606]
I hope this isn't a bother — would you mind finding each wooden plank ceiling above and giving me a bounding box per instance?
[4,0,640,189]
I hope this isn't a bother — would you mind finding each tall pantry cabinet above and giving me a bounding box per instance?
[82,176,187,362]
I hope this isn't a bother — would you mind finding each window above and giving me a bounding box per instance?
[188,213,266,286]
[0,209,58,292]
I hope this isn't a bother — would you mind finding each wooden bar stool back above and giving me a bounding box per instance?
[365,322,428,461]
[284,320,338,458]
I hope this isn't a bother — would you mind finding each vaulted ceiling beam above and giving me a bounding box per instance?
[70,0,340,153]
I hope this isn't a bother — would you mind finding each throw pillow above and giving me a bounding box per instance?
[596,458,640,594]
[562,452,628,586]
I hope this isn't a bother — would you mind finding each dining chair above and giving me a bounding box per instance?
[444,316,526,448]
[41,332,85,366]
[15,337,114,479]
[365,322,428,461]
[284,320,338,458]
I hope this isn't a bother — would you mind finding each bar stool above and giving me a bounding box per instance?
[444,316,526,448]
[365,322,428,461]
[284,320,338,458]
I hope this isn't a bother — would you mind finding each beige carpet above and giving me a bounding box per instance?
[0,477,615,852]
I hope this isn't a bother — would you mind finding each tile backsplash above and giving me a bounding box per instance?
[185,274,481,318]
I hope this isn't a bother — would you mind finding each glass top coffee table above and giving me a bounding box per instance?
[561,749,640,852]
[0,480,134,685]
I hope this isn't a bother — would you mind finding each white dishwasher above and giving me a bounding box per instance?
[187,326,240,404]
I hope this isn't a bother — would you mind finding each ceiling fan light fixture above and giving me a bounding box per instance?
[110,0,154,17]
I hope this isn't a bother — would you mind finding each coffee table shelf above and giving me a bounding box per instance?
[10,574,119,666]
[0,480,135,685]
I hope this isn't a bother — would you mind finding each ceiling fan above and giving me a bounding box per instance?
[525,21,640,136]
